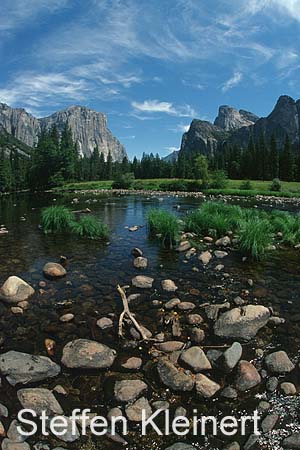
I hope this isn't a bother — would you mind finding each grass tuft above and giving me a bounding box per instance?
[41,206,74,234]
[70,215,109,240]
[147,208,180,248]
[238,218,273,259]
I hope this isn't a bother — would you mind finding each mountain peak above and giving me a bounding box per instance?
[214,105,258,131]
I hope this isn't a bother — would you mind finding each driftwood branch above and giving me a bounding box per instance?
[117,285,149,340]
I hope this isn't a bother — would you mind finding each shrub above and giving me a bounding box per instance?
[270,178,282,192]
[159,180,187,191]
[71,215,109,240]
[186,180,203,192]
[238,218,273,259]
[41,206,75,234]
[209,170,228,189]
[239,180,253,190]
[112,172,135,189]
[147,208,180,247]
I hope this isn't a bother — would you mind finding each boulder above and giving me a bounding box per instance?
[235,360,261,391]
[282,433,300,448]
[157,359,194,391]
[2,440,30,450]
[96,317,113,330]
[214,250,228,258]
[214,305,270,340]
[114,379,147,402]
[161,279,178,292]
[280,382,297,395]
[125,397,152,422]
[156,341,184,352]
[215,236,231,247]
[180,347,211,372]
[165,444,195,450]
[133,257,148,269]
[265,351,295,374]
[189,328,205,344]
[0,276,34,304]
[43,263,66,278]
[17,388,63,416]
[121,357,142,370]
[61,339,116,369]
[195,374,221,398]
[132,276,154,289]
[198,251,212,265]
[0,351,60,386]
[176,241,191,252]
[220,342,242,372]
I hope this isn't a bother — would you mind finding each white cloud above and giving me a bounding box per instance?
[165,146,180,152]
[222,71,243,92]
[132,100,196,117]
[170,123,190,133]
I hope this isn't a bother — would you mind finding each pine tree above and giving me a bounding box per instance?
[60,124,78,181]
[269,134,279,179]
[280,135,294,181]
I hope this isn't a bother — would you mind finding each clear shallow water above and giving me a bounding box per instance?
[0,192,300,449]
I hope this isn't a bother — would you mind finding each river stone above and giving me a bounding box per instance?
[0,276,35,304]
[121,357,142,370]
[165,445,195,450]
[97,317,113,330]
[157,359,194,391]
[176,241,191,252]
[59,313,74,323]
[54,416,80,442]
[195,374,221,398]
[7,420,27,442]
[161,279,178,292]
[0,351,60,386]
[265,351,295,374]
[220,386,238,399]
[132,276,154,289]
[165,298,181,309]
[214,305,270,340]
[266,376,279,392]
[125,397,152,422]
[220,342,242,372]
[2,440,30,450]
[282,433,300,448]
[156,341,184,352]
[131,247,143,257]
[280,382,297,395]
[187,314,203,325]
[189,328,205,344]
[177,302,195,311]
[107,407,123,421]
[43,263,66,278]
[114,379,147,402]
[214,250,228,258]
[180,347,211,372]
[133,257,148,269]
[261,413,279,433]
[0,403,8,418]
[17,388,63,416]
[61,339,116,369]
[215,236,231,247]
[198,251,212,265]
[235,360,261,391]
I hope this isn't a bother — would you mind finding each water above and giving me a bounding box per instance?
[0,192,300,449]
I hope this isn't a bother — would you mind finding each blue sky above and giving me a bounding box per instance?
[1,0,300,159]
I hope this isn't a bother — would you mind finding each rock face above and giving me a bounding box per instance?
[214,106,259,131]
[0,276,34,304]
[0,351,60,386]
[214,305,270,340]
[0,103,127,160]
[61,339,116,369]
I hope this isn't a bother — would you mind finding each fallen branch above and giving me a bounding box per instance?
[117,284,149,340]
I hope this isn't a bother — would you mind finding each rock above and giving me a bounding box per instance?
[107,407,123,421]
[17,301,29,310]
[17,388,63,416]
[132,276,154,289]
[129,226,139,232]
[235,361,261,391]
[61,339,116,369]
[282,433,300,448]
[214,250,228,258]
[131,248,143,257]
[268,316,285,325]
[156,341,184,352]
[130,325,152,340]
[205,303,230,321]
[0,420,5,437]
[206,350,222,365]
[53,416,80,442]
[152,400,170,411]
[195,374,221,398]
[0,276,35,304]
[185,248,196,259]
[0,351,60,386]
[234,296,245,306]
[165,444,195,450]
[220,386,238,399]
[280,382,297,395]
[0,403,8,418]
[161,279,178,292]
[165,298,181,309]
[11,307,23,314]
[266,377,279,392]
[203,236,214,243]
[157,359,194,391]
[53,385,67,396]
[189,328,205,344]
[174,407,187,418]
[222,443,240,450]
[177,302,195,311]
[186,314,203,325]
[133,257,148,269]
[215,236,231,247]
[7,420,27,442]
[176,241,191,252]
[2,440,30,450]
[96,317,113,330]
[265,351,295,374]
[258,401,270,412]
[214,305,270,340]
[180,347,211,372]
[220,342,242,372]
[244,434,259,450]
[121,357,142,370]
[43,263,66,278]
[125,397,152,422]
[198,251,212,265]
[59,313,74,323]
[261,414,279,433]
[215,264,224,271]
[114,379,147,402]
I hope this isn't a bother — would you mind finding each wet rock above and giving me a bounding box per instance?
[2,440,30,450]
[0,420,5,437]
[185,248,196,259]
[17,388,63,416]
[133,257,148,269]
[7,420,27,442]
[165,298,181,309]
[11,307,23,314]
[114,379,147,402]
[152,400,170,411]
[107,407,123,421]
[129,226,139,232]
[131,248,143,257]
[43,263,66,279]
[207,350,223,365]
[59,313,74,323]
[205,303,230,321]
[215,264,224,271]
[189,328,205,344]
[220,342,242,372]
[244,434,258,450]
[180,347,211,372]
[258,401,270,412]
[0,276,35,304]
[198,251,212,265]
[165,445,195,450]
[174,407,187,418]
[280,382,297,395]
[266,376,279,392]
[222,443,240,450]
[268,316,285,325]
[214,305,270,340]
[156,341,184,352]
[261,413,279,433]
[53,385,67,396]
[132,276,154,289]
[0,403,8,418]
[195,374,221,398]
[96,317,113,330]
[220,386,238,399]
[130,325,152,340]
[214,250,228,258]
[234,296,245,306]
[161,279,178,292]
[235,361,261,391]
[0,351,60,386]
[17,301,29,310]
[176,241,191,252]
[177,302,195,311]
[215,236,231,247]
[61,339,116,369]
[121,357,142,370]
[264,351,295,374]
[282,433,300,448]
[157,358,194,391]
[125,397,152,422]
[187,314,203,325]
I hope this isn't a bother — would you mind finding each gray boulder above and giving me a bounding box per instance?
[125,397,152,422]
[265,351,295,374]
[180,347,211,372]
[43,263,66,278]
[157,359,194,392]
[195,374,221,398]
[0,276,34,304]
[17,388,63,416]
[61,339,116,369]
[165,444,195,450]
[132,276,154,289]
[114,379,147,402]
[235,360,261,391]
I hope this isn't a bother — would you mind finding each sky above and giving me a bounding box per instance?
[1,0,300,159]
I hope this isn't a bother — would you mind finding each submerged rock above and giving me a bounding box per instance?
[0,351,60,386]
[114,379,148,402]
[61,339,116,369]
[157,359,194,392]
[161,279,178,292]
[0,276,34,304]
[198,251,212,265]
[43,263,66,278]
[214,305,270,340]
[17,388,63,416]
[132,276,154,289]
[133,257,148,269]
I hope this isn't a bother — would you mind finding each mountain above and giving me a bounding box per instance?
[0,125,32,157]
[163,150,180,162]
[180,95,300,155]
[0,103,127,161]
